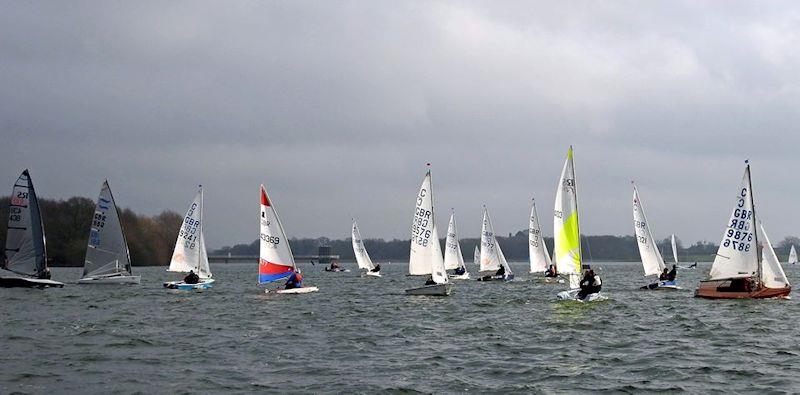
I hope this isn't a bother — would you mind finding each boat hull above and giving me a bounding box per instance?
[477,273,514,282]
[640,280,682,290]
[274,286,319,294]
[364,271,382,278]
[557,288,606,302]
[324,268,350,273]
[405,283,453,296]
[695,279,791,299]
[78,275,141,284]
[0,276,65,288]
[163,278,215,290]
[449,273,471,280]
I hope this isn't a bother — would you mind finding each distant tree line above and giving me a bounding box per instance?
[0,196,183,267]
[214,232,800,262]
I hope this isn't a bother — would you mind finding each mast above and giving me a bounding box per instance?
[571,146,583,267]
[746,161,761,284]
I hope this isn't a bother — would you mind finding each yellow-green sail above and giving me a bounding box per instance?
[553,146,582,278]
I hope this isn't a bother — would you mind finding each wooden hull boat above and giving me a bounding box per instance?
[695,278,791,299]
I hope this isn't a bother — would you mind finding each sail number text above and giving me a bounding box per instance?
[412,188,432,247]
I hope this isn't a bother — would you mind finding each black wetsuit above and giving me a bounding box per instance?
[667,267,677,282]
[495,265,505,277]
[371,264,381,273]
[577,273,596,300]
[454,266,466,275]
[184,272,200,284]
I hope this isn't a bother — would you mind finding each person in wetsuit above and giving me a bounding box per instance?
[329,260,341,271]
[659,268,670,281]
[667,265,677,282]
[424,275,436,285]
[545,264,557,277]
[495,265,506,277]
[284,269,303,289]
[453,265,466,275]
[184,270,200,284]
[577,269,599,300]
[370,264,381,273]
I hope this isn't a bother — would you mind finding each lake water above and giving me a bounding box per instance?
[2,261,800,393]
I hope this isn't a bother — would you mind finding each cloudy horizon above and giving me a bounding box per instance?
[2,1,799,249]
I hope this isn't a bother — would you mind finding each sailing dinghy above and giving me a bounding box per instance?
[477,206,514,282]
[352,219,380,277]
[529,198,561,283]
[632,183,680,290]
[789,245,797,265]
[259,185,318,294]
[78,181,140,284]
[695,161,790,299]
[163,186,214,290]
[405,166,453,296]
[473,245,480,268]
[671,234,696,269]
[554,147,604,302]
[444,210,470,280]
[0,170,63,288]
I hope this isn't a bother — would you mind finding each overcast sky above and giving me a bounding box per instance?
[1,1,799,249]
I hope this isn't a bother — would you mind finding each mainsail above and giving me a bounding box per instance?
[258,185,296,284]
[168,186,211,278]
[529,198,552,273]
[443,211,465,271]
[759,223,790,289]
[352,219,375,271]
[479,207,501,272]
[409,168,447,284]
[789,245,798,265]
[554,146,581,288]
[632,183,666,277]
[83,180,131,278]
[670,234,679,264]
[709,166,758,280]
[3,169,47,278]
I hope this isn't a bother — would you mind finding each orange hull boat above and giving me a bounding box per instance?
[695,278,791,299]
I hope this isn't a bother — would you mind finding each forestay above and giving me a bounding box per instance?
[443,212,465,271]
[554,147,582,278]
[479,207,502,272]
[529,198,552,273]
[258,185,296,284]
[409,169,447,284]
[632,184,666,277]
[759,223,790,289]
[83,181,132,277]
[4,170,47,278]
[352,219,375,271]
[168,187,212,278]
[709,166,758,280]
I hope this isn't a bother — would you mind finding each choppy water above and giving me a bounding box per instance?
[2,261,800,394]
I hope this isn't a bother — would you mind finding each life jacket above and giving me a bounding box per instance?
[295,273,303,283]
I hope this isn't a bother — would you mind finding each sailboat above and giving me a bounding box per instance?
[695,161,791,299]
[78,180,140,284]
[672,234,697,269]
[0,170,63,288]
[352,219,380,277]
[529,198,558,282]
[163,186,214,290]
[473,245,480,268]
[477,206,514,282]
[444,210,470,280]
[632,183,680,290]
[405,166,452,296]
[788,245,797,265]
[258,184,318,294]
[554,147,604,301]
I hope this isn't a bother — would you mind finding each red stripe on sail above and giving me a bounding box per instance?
[260,186,270,206]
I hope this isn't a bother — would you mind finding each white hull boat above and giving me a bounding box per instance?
[449,272,471,280]
[163,278,215,290]
[405,283,453,296]
[78,274,141,284]
[557,288,606,302]
[272,286,320,294]
[364,271,382,278]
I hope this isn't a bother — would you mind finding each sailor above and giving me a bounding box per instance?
[424,275,436,285]
[545,264,557,277]
[659,268,670,281]
[40,267,52,279]
[285,269,303,289]
[370,264,381,273]
[495,264,506,277]
[329,260,341,271]
[184,270,200,284]
[577,269,597,300]
[667,264,677,282]
[453,265,466,275]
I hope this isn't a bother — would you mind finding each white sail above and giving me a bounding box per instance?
[670,234,679,264]
[632,184,666,277]
[3,169,47,278]
[759,223,790,289]
[789,245,798,264]
[83,180,131,278]
[352,219,375,270]
[443,212,465,271]
[168,187,211,278]
[473,245,480,267]
[554,147,581,278]
[479,207,502,272]
[409,169,447,284]
[709,166,758,280]
[259,184,295,271]
[529,198,552,273]
[497,238,513,275]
